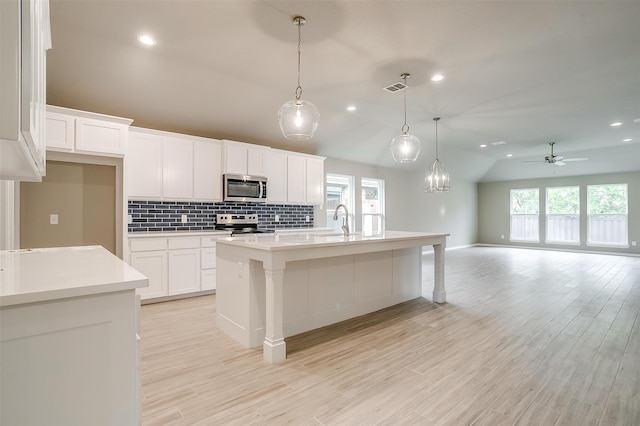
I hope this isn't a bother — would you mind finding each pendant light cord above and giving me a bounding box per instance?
[434,117,440,160]
[295,18,303,100]
[402,75,409,133]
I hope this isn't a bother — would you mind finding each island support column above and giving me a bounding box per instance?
[432,243,446,303]
[263,258,287,363]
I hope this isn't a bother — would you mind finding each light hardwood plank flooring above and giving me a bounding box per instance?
[140,247,640,425]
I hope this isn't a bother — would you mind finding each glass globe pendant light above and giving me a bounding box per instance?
[390,73,421,163]
[278,16,319,140]
[425,117,450,192]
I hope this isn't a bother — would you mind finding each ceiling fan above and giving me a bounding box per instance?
[525,142,588,166]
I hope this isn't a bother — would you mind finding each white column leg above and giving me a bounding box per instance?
[263,260,286,363]
[432,243,446,303]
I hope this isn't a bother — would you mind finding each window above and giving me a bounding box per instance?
[510,188,539,242]
[326,174,355,233]
[361,178,385,236]
[587,184,628,247]
[546,186,579,244]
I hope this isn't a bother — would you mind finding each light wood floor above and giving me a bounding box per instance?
[140,247,640,425]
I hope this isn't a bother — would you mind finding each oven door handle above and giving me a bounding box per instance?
[259,181,264,199]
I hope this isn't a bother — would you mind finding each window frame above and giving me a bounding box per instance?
[586,183,629,248]
[326,173,355,233]
[509,188,540,243]
[361,177,385,236]
[545,186,580,245]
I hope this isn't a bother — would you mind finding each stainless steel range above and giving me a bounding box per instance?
[215,213,274,236]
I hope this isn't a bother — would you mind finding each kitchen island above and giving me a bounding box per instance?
[0,245,148,425]
[216,231,448,363]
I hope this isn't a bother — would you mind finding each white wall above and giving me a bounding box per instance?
[324,158,478,248]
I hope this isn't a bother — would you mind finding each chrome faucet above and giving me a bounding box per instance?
[332,204,350,236]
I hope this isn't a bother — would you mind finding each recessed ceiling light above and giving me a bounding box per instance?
[623,138,632,142]
[610,122,623,127]
[480,144,487,148]
[430,74,445,82]
[346,105,357,111]
[138,34,156,46]
[506,154,513,157]
[491,141,506,146]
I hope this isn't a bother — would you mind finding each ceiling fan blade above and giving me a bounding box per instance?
[554,155,564,161]
[562,157,588,162]
[524,160,546,163]
[555,161,566,166]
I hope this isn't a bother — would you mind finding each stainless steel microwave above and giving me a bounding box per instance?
[223,174,268,202]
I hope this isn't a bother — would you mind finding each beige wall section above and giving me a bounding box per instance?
[20,161,116,253]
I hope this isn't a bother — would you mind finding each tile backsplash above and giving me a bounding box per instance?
[128,200,314,232]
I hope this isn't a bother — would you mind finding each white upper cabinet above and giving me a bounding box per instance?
[306,157,325,204]
[264,150,288,203]
[162,136,194,199]
[287,155,307,203]
[127,131,163,198]
[193,141,223,201]
[127,127,223,202]
[45,111,75,151]
[45,106,132,157]
[75,117,128,155]
[282,153,325,205]
[223,140,266,176]
[0,0,51,181]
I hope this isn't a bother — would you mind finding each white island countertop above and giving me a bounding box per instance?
[0,245,148,307]
[217,230,449,251]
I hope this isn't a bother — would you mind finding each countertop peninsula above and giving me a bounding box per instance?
[0,245,148,306]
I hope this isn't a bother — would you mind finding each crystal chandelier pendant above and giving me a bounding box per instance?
[425,117,450,193]
[425,159,450,192]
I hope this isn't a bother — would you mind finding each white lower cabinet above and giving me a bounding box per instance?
[168,242,200,295]
[129,234,224,301]
[129,238,168,299]
[201,235,218,290]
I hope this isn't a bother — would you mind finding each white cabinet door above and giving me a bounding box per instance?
[247,147,264,176]
[162,137,194,199]
[193,140,222,201]
[201,246,217,291]
[168,248,201,295]
[306,157,325,204]
[224,142,247,175]
[264,150,287,203]
[224,140,265,176]
[287,155,307,203]
[0,0,50,181]
[201,269,217,291]
[75,117,128,156]
[130,251,168,299]
[45,111,74,151]
[127,132,163,198]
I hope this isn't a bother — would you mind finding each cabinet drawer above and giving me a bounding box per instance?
[168,236,200,250]
[201,269,216,291]
[201,247,217,269]
[130,238,167,252]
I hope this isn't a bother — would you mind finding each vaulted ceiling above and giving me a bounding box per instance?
[46,0,640,182]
